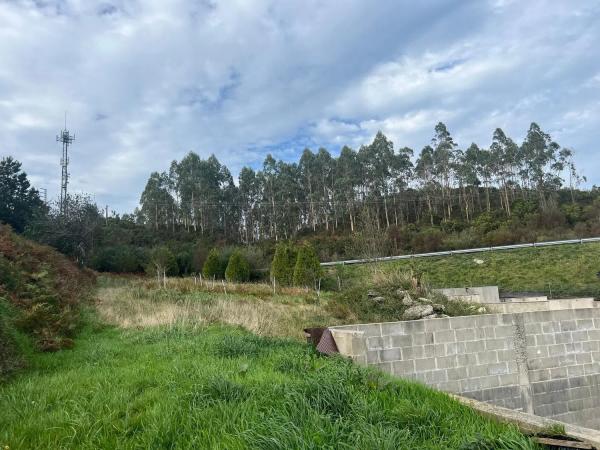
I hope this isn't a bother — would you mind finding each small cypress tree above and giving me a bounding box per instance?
[293,242,322,289]
[202,248,223,279]
[225,250,250,282]
[270,242,296,286]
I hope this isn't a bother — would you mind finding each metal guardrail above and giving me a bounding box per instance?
[320,237,600,267]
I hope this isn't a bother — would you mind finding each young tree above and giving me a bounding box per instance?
[270,242,297,286]
[202,248,223,279]
[147,246,177,287]
[293,242,322,289]
[225,250,251,282]
[0,157,45,232]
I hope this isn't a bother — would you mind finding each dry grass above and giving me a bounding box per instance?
[96,276,337,339]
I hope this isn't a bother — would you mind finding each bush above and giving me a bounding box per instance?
[293,242,322,289]
[271,242,297,286]
[203,248,224,280]
[225,251,251,282]
[146,246,178,278]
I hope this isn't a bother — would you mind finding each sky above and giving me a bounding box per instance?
[1,0,599,213]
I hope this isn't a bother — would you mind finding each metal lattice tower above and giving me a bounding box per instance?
[57,124,75,215]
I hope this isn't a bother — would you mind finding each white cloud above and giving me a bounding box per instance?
[1,0,599,211]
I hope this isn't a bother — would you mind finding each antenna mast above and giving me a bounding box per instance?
[57,114,75,215]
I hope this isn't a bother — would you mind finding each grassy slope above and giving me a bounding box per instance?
[341,242,600,298]
[0,323,537,450]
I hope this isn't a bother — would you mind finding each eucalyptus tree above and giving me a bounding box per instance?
[139,171,175,230]
[490,128,519,215]
[431,122,457,220]
[415,145,436,225]
[335,146,359,231]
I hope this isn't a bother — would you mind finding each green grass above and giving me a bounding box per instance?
[0,323,538,449]
[339,242,600,299]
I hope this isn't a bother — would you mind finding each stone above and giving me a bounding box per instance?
[473,258,484,265]
[402,294,415,306]
[423,313,438,319]
[367,290,380,298]
[432,303,446,313]
[418,297,433,304]
[371,296,385,304]
[403,304,434,320]
[395,288,408,298]
[477,307,486,314]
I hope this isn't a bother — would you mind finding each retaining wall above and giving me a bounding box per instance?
[329,308,600,430]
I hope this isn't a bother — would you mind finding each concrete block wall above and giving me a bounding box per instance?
[329,308,600,430]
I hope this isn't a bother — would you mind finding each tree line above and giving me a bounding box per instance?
[137,122,585,242]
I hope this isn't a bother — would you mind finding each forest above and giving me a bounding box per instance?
[2,121,600,276]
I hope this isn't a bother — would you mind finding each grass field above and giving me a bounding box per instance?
[0,322,538,449]
[0,279,542,449]
[337,242,600,299]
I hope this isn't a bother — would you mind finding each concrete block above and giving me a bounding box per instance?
[380,322,405,336]
[485,339,506,351]
[487,362,509,376]
[546,378,570,393]
[527,346,548,359]
[549,367,568,379]
[566,364,584,377]
[468,365,489,378]
[438,380,461,393]
[376,361,392,373]
[422,369,448,384]
[401,346,424,360]
[461,377,484,392]
[445,342,466,355]
[534,403,553,417]
[414,358,436,372]
[455,328,476,341]
[476,351,498,365]
[576,353,592,365]
[480,375,501,390]
[424,318,451,332]
[484,327,496,338]
[548,344,566,356]
[560,320,577,332]
[401,320,425,334]
[436,355,458,369]
[379,348,402,362]
[526,335,536,346]
[367,336,384,350]
[572,330,589,342]
[535,334,555,346]
[552,402,568,415]
[391,334,413,348]
[592,351,600,362]
[525,323,543,334]
[360,323,383,337]
[412,332,434,346]
[582,341,599,352]
[457,353,478,366]
[541,322,559,334]
[366,350,380,364]
[446,367,469,381]
[434,329,456,344]
[551,309,576,321]
[466,341,486,353]
[565,342,584,354]
[555,332,573,344]
[529,369,550,383]
[584,362,600,375]
[498,373,518,386]
[576,319,595,330]
[558,354,577,365]
[392,360,415,375]
[497,349,516,362]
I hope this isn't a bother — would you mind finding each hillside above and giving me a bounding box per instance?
[0,225,94,378]
[336,242,600,299]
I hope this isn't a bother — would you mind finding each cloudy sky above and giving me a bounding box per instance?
[1,0,599,212]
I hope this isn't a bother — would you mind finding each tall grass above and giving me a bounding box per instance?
[96,275,337,339]
[0,325,539,449]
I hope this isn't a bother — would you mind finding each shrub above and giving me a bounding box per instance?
[293,242,322,289]
[146,246,178,279]
[271,242,297,286]
[203,248,223,279]
[225,250,251,282]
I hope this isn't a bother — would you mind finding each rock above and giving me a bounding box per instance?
[473,258,484,265]
[477,307,487,314]
[367,290,380,298]
[401,294,415,306]
[402,304,434,320]
[417,297,433,304]
[432,303,446,313]
[395,288,408,298]
[438,314,450,318]
[423,313,438,319]
[371,296,386,304]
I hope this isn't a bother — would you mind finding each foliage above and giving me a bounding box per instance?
[225,251,251,282]
[292,242,322,288]
[271,242,297,286]
[203,248,223,279]
[90,245,148,273]
[146,246,178,280]
[0,225,94,378]
[0,325,537,449]
[0,157,46,233]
